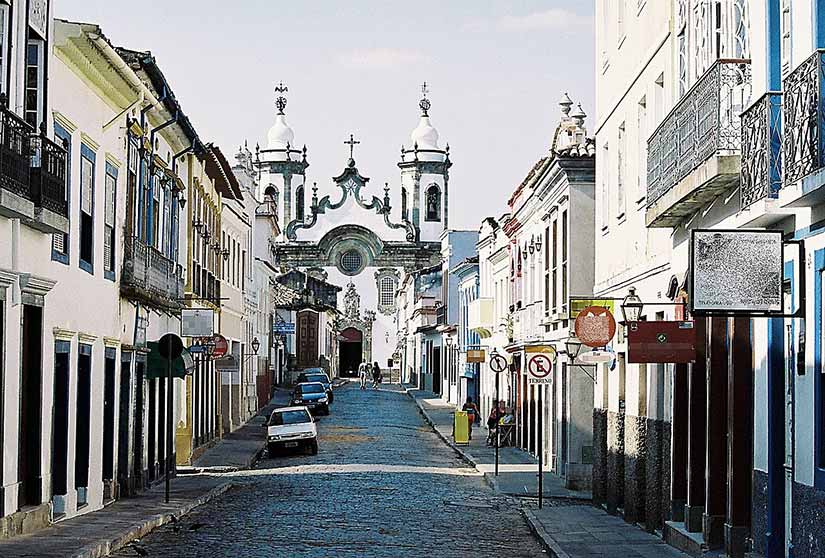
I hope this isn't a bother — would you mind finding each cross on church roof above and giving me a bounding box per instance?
[419,81,431,116]
[275,82,288,115]
[345,133,360,160]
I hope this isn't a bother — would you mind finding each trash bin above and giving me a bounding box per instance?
[454,411,469,445]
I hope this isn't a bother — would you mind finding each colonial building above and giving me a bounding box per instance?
[264,86,445,375]
[0,0,69,537]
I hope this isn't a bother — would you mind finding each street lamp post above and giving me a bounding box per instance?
[620,286,644,323]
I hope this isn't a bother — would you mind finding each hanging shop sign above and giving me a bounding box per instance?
[577,349,615,365]
[181,308,214,337]
[574,306,617,348]
[526,345,556,385]
[211,334,229,359]
[627,321,697,363]
[29,0,48,39]
[467,349,486,363]
[273,322,296,335]
[690,229,783,314]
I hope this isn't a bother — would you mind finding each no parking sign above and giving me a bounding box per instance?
[526,345,556,385]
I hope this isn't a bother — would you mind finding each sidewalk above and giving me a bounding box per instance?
[405,386,690,558]
[0,390,290,558]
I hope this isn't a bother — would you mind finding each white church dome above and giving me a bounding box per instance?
[267,114,295,149]
[411,116,440,149]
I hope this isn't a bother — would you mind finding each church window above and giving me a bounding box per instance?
[296,185,305,221]
[401,187,408,220]
[380,277,395,307]
[425,184,441,222]
[340,249,363,275]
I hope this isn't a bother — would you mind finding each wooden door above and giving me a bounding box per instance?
[297,311,319,369]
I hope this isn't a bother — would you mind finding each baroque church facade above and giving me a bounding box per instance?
[257,86,448,375]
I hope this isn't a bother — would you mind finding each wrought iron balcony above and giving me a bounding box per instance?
[784,49,825,189]
[121,236,183,310]
[0,100,69,234]
[0,104,35,220]
[740,93,783,210]
[29,132,70,233]
[646,59,751,227]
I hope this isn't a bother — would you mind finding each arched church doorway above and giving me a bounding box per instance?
[339,327,363,377]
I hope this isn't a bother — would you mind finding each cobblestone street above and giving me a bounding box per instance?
[109,383,544,557]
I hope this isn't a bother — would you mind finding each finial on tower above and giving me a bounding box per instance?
[344,133,360,164]
[275,82,289,115]
[419,81,431,116]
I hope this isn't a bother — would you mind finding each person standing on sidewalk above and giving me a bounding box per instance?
[359,363,369,390]
[462,397,479,440]
[372,362,381,389]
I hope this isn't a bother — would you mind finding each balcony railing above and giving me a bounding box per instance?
[0,103,33,201]
[740,92,783,209]
[646,60,751,223]
[783,49,825,186]
[122,236,183,309]
[30,133,69,217]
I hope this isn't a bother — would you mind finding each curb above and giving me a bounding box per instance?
[520,507,570,558]
[72,482,232,558]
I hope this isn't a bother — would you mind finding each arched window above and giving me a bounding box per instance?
[380,276,396,307]
[295,185,305,221]
[401,186,409,220]
[425,184,441,222]
[264,185,278,215]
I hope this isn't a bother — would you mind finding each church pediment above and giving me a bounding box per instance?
[285,158,416,243]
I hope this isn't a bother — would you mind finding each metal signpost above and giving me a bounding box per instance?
[158,332,183,504]
[489,352,508,477]
[526,346,555,509]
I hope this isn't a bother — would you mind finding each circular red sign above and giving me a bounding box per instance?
[211,334,229,359]
[574,306,617,348]
[528,354,553,378]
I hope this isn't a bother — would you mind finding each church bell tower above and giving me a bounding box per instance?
[257,82,309,240]
[398,83,451,243]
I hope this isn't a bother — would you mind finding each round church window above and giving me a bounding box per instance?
[340,249,364,275]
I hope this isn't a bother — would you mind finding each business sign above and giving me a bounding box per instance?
[574,306,617,348]
[570,298,615,315]
[29,0,48,39]
[212,334,229,359]
[467,349,486,363]
[181,308,214,337]
[273,322,296,335]
[691,229,783,314]
[627,321,697,363]
[526,345,556,385]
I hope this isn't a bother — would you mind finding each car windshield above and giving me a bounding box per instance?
[300,383,325,394]
[305,374,328,384]
[269,410,311,426]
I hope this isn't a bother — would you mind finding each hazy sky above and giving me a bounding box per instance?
[56,1,594,229]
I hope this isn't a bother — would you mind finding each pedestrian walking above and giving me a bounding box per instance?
[486,400,500,446]
[372,362,381,389]
[462,397,479,441]
[359,363,368,390]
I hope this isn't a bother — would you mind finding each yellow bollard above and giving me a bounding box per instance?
[454,411,469,445]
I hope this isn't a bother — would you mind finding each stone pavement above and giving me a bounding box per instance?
[406,386,690,558]
[0,389,294,558]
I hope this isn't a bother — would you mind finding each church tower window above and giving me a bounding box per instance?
[340,249,364,275]
[296,185,305,221]
[380,277,395,307]
[425,184,441,221]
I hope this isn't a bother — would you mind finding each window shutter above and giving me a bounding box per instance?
[53,232,65,253]
[81,156,93,214]
[104,173,115,226]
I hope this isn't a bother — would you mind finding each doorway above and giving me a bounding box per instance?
[102,350,116,486]
[19,304,43,508]
[432,346,441,395]
[132,359,145,488]
[51,342,71,506]
[75,344,92,506]
[297,310,319,368]
[117,355,131,495]
[147,379,156,482]
[338,327,363,376]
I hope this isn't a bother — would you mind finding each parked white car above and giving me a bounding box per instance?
[266,407,318,455]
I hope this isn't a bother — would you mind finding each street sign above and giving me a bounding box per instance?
[212,334,229,359]
[273,322,296,334]
[158,333,184,361]
[527,353,553,384]
[181,308,214,337]
[575,306,617,348]
[490,354,508,373]
[577,349,615,365]
[467,349,486,363]
[627,321,696,363]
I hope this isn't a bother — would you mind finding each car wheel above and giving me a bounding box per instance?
[267,444,277,457]
[329,392,334,403]
[309,440,318,455]
[323,405,330,416]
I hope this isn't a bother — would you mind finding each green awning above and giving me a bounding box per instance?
[145,342,194,380]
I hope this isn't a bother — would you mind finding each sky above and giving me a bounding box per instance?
[55,1,595,230]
